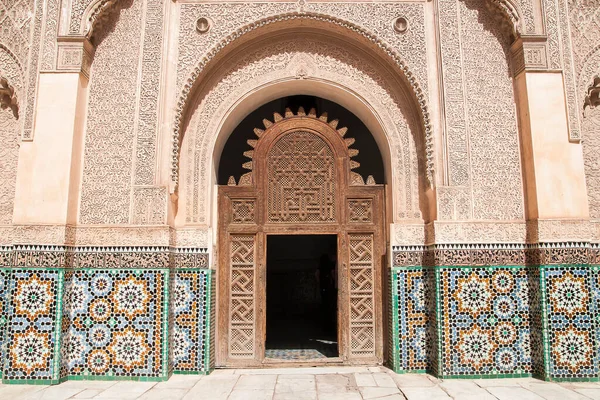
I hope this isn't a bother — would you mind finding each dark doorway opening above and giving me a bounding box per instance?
[266,234,339,360]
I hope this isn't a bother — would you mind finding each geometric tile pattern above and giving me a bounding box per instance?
[391,267,429,372]
[59,269,169,380]
[0,246,213,385]
[0,269,8,379]
[439,266,532,377]
[3,269,64,383]
[542,266,598,379]
[593,267,600,380]
[172,269,213,373]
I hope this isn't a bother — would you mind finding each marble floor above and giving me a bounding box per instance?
[1,367,600,400]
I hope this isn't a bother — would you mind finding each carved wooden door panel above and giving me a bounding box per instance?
[218,190,265,367]
[344,187,385,363]
[217,108,385,367]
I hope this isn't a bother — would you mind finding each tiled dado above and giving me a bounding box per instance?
[0,246,213,384]
[391,244,600,381]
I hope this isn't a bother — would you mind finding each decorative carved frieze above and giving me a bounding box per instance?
[392,242,593,267]
[0,225,210,248]
[0,245,209,269]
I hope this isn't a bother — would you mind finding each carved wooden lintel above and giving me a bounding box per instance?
[0,77,19,119]
[56,36,95,79]
[509,35,549,77]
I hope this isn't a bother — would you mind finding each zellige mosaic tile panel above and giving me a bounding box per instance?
[59,269,169,380]
[543,266,598,379]
[3,269,63,383]
[172,269,212,373]
[439,267,532,377]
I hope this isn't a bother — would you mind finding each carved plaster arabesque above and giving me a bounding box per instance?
[0,0,38,141]
[567,1,600,219]
[180,38,422,225]
[0,107,20,225]
[438,0,524,221]
[173,8,434,190]
[79,0,144,224]
[557,0,582,141]
[21,0,44,141]
[0,47,24,226]
[585,75,600,109]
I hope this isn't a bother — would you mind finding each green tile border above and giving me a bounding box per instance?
[389,268,400,372]
[439,372,533,380]
[57,374,170,383]
[52,269,64,382]
[173,370,211,376]
[0,267,10,380]
[204,269,214,373]
[161,269,170,380]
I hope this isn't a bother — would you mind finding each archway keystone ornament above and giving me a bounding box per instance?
[218,107,385,366]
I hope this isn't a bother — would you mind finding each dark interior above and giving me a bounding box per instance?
[218,95,385,185]
[265,235,339,360]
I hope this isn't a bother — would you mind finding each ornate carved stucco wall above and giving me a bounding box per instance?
[0,109,19,225]
[568,0,600,236]
[437,0,524,222]
[0,0,30,228]
[79,0,167,226]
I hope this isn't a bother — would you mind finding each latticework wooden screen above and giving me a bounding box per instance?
[267,131,335,223]
[348,233,376,357]
[228,235,256,359]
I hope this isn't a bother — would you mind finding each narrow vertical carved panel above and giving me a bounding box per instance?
[348,233,375,358]
[229,235,255,359]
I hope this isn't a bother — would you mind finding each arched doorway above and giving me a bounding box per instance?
[217,102,386,367]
